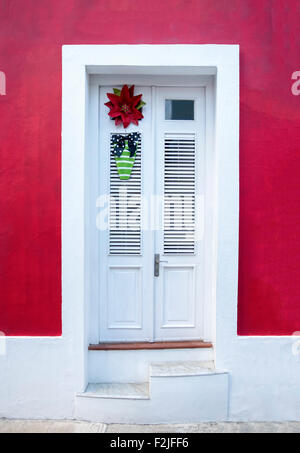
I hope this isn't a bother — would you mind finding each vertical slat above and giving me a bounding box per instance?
[163,133,196,255]
[109,134,142,255]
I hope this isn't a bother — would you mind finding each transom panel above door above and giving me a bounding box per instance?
[98,84,205,343]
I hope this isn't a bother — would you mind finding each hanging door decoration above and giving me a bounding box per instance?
[105,85,146,128]
[111,132,141,180]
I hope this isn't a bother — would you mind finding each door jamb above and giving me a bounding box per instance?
[89,76,215,344]
[61,45,239,392]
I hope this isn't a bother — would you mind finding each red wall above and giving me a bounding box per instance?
[0,0,300,335]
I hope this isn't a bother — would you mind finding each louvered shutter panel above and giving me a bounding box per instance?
[109,134,142,255]
[163,133,196,255]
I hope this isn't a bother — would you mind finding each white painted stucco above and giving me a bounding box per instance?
[0,45,300,422]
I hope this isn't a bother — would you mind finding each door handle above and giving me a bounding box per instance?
[154,254,168,277]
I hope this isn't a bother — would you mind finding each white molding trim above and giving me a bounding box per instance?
[62,45,240,390]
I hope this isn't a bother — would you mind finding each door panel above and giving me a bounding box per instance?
[154,87,205,341]
[163,132,196,255]
[162,265,196,328]
[108,266,142,329]
[109,134,142,255]
[98,85,205,343]
[99,86,154,342]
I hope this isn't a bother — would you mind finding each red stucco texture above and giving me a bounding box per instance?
[0,0,300,335]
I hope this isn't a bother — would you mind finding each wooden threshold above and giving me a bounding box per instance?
[88,340,213,351]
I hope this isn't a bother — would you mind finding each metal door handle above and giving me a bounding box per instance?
[154,254,168,277]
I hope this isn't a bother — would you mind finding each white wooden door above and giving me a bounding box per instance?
[154,87,205,340]
[98,85,205,342]
[99,86,154,342]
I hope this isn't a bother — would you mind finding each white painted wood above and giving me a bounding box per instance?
[87,81,101,343]
[154,87,205,341]
[98,84,205,342]
[161,266,196,328]
[108,266,142,329]
[99,86,154,342]
[163,133,196,255]
[109,134,142,255]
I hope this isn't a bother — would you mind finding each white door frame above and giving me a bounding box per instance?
[62,45,239,392]
[97,83,207,343]
[90,76,216,345]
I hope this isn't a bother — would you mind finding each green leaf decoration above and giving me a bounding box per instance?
[115,141,136,180]
[113,88,121,96]
[136,100,146,110]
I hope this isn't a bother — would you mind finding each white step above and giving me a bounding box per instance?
[88,347,214,383]
[78,383,149,400]
[76,360,229,423]
[150,360,215,377]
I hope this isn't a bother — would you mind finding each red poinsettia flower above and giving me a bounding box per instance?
[105,85,144,128]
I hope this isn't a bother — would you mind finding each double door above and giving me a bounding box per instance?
[98,85,205,342]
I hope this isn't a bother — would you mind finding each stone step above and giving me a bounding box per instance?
[150,360,215,377]
[88,347,214,383]
[76,360,229,423]
[78,383,149,400]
